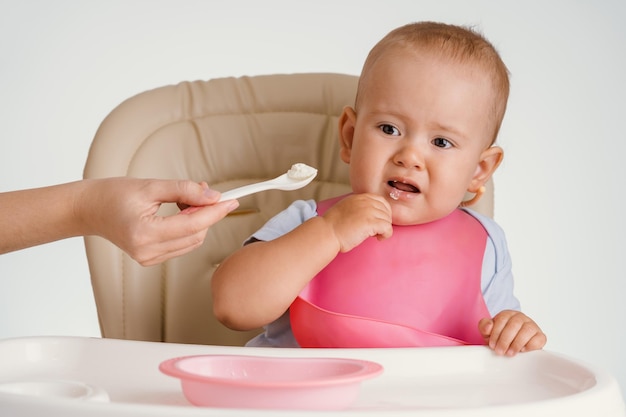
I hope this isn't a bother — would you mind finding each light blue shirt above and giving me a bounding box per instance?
[247,200,520,347]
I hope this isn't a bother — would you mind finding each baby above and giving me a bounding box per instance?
[212,21,546,356]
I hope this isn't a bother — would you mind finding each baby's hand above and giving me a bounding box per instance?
[322,193,393,252]
[478,310,547,356]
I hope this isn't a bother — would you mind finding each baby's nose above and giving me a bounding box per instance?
[392,144,424,169]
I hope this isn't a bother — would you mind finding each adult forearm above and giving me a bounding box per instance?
[0,181,87,254]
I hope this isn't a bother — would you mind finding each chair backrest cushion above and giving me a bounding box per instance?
[83,73,494,346]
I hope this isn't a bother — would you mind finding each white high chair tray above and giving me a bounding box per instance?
[0,336,623,417]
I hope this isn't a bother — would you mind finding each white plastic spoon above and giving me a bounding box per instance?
[218,163,318,202]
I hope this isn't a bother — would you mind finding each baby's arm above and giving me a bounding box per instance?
[212,193,392,331]
[470,212,545,355]
[478,310,547,356]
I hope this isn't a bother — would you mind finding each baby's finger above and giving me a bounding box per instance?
[521,332,548,353]
[504,323,540,356]
[478,318,494,340]
[375,219,394,240]
[485,316,508,349]
[490,319,523,355]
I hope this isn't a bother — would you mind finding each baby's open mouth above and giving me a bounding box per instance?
[388,180,420,193]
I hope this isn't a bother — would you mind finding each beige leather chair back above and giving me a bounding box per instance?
[83,73,494,346]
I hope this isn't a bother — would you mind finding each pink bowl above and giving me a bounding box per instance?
[159,355,383,410]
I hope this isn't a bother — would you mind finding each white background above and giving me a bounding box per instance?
[1,0,625,399]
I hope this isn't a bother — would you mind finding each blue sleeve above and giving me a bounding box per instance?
[464,209,521,316]
[250,200,318,242]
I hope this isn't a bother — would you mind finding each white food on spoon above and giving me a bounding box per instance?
[287,163,318,180]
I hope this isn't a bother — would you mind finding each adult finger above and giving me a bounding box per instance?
[134,231,208,266]
[153,180,222,207]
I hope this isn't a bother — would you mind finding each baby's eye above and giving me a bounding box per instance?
[432,137,452,148]
[379,124,400,136]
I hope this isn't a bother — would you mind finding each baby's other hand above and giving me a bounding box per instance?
[478,310,547,356]
[322,193,393,252]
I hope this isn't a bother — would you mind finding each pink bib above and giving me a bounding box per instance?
[290,195,490,348]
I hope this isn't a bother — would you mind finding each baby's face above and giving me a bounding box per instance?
[342,48,499,225]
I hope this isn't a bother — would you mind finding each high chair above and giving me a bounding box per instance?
[82,73,495,346]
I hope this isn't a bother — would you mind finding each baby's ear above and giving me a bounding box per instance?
[469,146,503,192]
[338,106,357,164]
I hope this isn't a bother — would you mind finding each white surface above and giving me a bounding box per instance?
[1,0,625,400]
[0,336,624,416]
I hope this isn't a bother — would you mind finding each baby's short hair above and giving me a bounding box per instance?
[357,21,510,144]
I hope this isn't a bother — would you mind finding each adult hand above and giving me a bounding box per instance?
[78,177,239,266]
